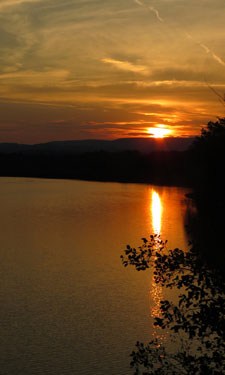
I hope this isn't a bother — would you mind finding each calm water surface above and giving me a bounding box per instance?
[0,178,191,375]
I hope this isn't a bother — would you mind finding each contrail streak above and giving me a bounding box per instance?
[134,0,144,5]
[187,33,225,104]
[200,43,225,67]
[148,6,164,22]
[134,5,225,69]
[186,33,225,68]
[201,44,225,67]
[134,0,164,23]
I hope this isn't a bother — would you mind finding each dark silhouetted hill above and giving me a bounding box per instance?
[0,137,194,154]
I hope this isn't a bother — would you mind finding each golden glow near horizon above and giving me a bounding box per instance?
[152,191,162,234]
[147,125,171,138]
[0,0,224,142]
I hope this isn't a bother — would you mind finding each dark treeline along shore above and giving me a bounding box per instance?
[0,149,192,186]
[0,137,194,186]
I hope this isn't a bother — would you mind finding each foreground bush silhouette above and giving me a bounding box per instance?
[121,235,225,375]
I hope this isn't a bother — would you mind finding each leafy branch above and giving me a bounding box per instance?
[121,235,225,374]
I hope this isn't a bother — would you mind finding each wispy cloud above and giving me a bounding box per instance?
[133,79,212,88]
[101,58,150,75]
[0,69,69,81]
[0,70,70,89]
[0,0,43,11]
[88,120,154,126]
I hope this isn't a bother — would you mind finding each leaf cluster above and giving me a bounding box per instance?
[121,235,225,375]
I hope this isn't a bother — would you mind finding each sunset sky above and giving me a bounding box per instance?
[0,0,225,143]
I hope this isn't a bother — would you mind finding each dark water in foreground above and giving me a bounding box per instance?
[0,178,190,375]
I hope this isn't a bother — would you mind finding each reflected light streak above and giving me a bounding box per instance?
[150,190,165,343]
[152,191,162,234]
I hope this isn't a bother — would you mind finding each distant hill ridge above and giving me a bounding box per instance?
[0,137,194,154]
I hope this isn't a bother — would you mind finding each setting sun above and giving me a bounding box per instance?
[147,126,171,138]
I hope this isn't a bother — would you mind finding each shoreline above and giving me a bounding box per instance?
[0,173,192,189]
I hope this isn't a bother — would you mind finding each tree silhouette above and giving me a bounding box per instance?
[189,117,225,201]
[121,235,225,375]
[194,117,225,142]
[186,117,225,265]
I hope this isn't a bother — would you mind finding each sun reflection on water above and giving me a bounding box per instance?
[152,191,162,234]
[150,190,165,343]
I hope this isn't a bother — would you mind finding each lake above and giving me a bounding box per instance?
[0,178,191,375]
